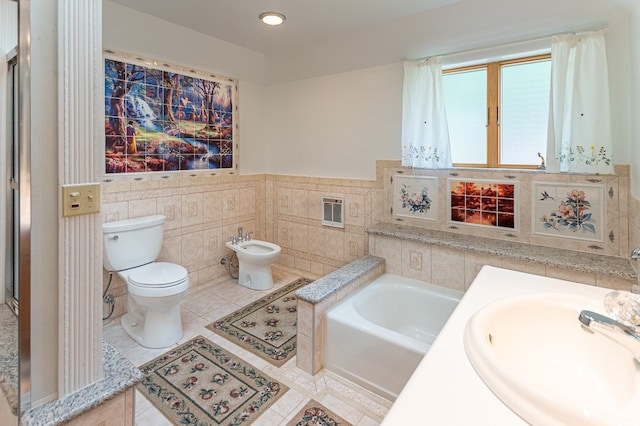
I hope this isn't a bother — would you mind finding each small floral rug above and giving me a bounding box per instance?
[206,278,312,366]
[137,336,289,425]
[286,400,353,426]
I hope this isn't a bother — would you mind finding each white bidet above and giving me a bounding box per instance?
[225,239,281,290]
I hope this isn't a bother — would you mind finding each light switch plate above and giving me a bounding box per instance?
[62,183,101,217]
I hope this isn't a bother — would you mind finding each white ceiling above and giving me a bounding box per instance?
[107,0,463,54]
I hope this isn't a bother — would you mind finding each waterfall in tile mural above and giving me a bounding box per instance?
[104,56,236,174]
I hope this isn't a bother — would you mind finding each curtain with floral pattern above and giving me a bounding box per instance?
[401,57,453,168]
[546,30,614,174]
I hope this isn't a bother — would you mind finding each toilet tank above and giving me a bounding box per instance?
[103,215,166,271]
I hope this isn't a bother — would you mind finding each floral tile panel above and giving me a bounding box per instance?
[393,175,438,221]
[532,182,604,242]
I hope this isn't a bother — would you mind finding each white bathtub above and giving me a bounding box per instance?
[323,273,462,401]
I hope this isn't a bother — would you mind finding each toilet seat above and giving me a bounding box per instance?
[128,262,188,288]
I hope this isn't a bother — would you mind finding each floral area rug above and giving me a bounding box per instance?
[206,278,312,366]
[286,400,353,426]
[137,336,289,425]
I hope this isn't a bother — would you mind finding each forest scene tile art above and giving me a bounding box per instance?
[533,182,605,242]
[104,52,237,174]
[449,179,516,229]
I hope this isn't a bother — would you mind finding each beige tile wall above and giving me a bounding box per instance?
[101,173,266,318]
[265,173,384,278]
[372,233,637,292]
[631,195,640,251]
[630,195,640,276]
[101,161,637,318]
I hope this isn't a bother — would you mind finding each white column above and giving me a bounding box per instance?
[58,0,103,396]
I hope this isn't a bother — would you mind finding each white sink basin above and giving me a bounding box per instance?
[464,293,640,426]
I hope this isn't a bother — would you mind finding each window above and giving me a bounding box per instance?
[442,55,551,169]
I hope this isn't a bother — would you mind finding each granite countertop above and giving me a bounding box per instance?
[0,305,18,416]
[366,222,638,281]
[296,255,385,304]
[20,341,143,426]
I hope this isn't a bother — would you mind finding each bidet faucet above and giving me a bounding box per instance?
[578,310,640,361]
[237,226,243,240]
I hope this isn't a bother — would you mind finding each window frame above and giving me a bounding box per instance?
[443,54,551,169]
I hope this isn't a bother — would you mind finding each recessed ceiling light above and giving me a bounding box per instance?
[259,12,286,26]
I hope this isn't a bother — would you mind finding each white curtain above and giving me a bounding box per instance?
[546,30,614,174]
[401,57,452,168]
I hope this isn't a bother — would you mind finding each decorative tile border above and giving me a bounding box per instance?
[447,179,517,230]
[393,175,438,221]
[532,182,605,242]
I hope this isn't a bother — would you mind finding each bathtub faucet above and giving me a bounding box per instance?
[578,310,640,361]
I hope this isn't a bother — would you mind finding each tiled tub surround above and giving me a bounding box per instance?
[323,274,463,401]
[294,222,638,377]
[295,256,386,375]
[385,165,631,258]
[367,222,638,292]
[20,342,142,425]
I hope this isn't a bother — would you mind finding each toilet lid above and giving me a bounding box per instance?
[128,262,188,288]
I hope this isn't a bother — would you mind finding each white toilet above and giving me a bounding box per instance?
[225,239,281,290]
[103,214,189,349]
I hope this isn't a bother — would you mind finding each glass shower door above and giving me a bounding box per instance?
[4,52,19,315]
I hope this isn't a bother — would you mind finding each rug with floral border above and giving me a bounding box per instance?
[206,278,312,367]
[137,335,289,426]
[286,399,353,426]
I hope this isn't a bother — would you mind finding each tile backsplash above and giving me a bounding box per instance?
[384,165,630,257]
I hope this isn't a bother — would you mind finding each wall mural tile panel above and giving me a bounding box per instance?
[104,51,237,174]
[448,179,517,229]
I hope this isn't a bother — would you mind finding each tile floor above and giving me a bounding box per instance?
[103,265,392,425]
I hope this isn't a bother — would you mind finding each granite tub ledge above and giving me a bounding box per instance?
[296,255,385,304]
[366,222,638,282]
[20,341,142,426]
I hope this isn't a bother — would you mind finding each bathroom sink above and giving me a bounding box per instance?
[464,293,640,425]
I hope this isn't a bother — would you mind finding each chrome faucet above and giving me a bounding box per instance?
[578,310,640,361]
[237,226,243,241]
